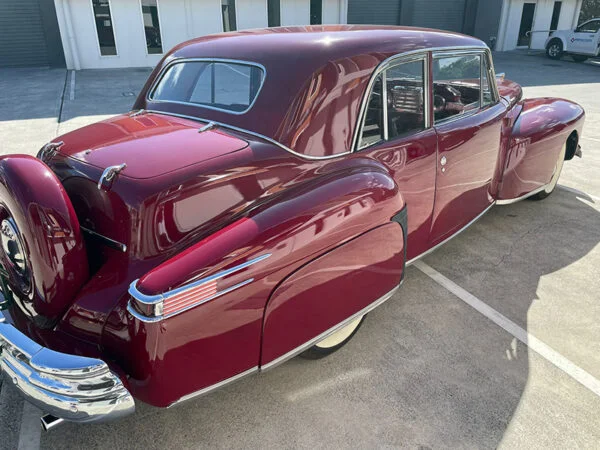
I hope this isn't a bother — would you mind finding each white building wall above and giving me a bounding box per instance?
[322,0,341,24]
[237,0,268,29]
[188,0,223,36]
[497,0,582,51]
[280,0,310,26]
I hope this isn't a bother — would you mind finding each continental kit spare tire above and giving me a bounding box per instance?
[0,155,88,324]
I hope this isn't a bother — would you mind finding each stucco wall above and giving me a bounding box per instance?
[55,0,344,69]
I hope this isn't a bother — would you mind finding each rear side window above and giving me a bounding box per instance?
[433,54,481,123]
[151,61,265,113]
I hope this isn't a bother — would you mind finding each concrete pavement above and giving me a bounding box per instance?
[0,51,599,449]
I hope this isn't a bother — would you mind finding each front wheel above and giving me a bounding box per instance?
[529,143,566,201]
[300,315,366,359]
[572,55,589,63]
[546,40,563,59]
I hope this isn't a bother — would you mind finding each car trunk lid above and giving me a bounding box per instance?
[57,113,249,179]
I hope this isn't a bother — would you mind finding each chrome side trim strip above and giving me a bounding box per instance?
[169,366,259,407]
[406,201,496,266]
[260,283,401,372]
[144,109,350,161]
[128,253,271,322]
[147,58,267,116]
[496,183,549,205]
[80,226,127,252]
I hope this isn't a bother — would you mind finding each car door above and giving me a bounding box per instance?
[569,20,600,55]
[354,53,438,261]
[429,51,506,246]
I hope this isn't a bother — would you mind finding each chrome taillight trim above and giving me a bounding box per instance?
[128,253,271,322]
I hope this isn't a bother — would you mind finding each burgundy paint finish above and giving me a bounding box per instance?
[498,97,585,200]
[261,222,404,364]
[0,27,586,411]
[0,155,89,322]
[136,26,486,157]
[430,102,506,243]
[56,114,248,179]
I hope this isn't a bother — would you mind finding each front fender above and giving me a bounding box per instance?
[497,97,584,201]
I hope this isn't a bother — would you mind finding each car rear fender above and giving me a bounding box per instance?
[113,162,405,407]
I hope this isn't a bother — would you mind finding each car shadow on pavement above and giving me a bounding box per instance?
[34,187,600,449]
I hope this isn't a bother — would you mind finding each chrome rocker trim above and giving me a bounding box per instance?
[0,310,135,423]
[261,283,401,372]
[495,183,550,205]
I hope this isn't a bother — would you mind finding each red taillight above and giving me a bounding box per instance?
[163,280,218,316]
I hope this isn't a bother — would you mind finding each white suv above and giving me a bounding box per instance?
[545,18,600,62]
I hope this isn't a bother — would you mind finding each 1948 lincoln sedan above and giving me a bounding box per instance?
[0,26,584,430]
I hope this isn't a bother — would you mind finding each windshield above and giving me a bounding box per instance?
[150,60,265,114]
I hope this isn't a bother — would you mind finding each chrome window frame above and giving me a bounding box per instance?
[147,58,267,116]
[355,52,430,151]
[431,48,500,126]
[351,46,499,152]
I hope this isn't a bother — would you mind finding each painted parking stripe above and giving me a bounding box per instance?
[17,401,41,450]
[414,260,600,398]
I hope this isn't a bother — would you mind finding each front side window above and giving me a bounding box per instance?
[151,61,264,113]
[358,58,425,149]
[141,0,163,54]
[91,0,117,56]
[433,54,481,123]
[576,20,600,33]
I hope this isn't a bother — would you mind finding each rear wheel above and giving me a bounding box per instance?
[546,40,563,59]
[529,143,566,201]
[300,315,366,359]
[572,55,589,63]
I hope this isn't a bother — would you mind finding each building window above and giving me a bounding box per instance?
[268,0,280,27]
[550,2,562,31]
[141,0,163,54]
[91,0,117,56]
[221,0,237,32]
[310,0,322,25]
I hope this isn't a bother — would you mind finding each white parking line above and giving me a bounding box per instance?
[17,402,41,450]
[414,260,600,398]
[69,70,76,101]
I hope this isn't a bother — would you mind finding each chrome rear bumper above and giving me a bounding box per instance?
[0,310,135,423]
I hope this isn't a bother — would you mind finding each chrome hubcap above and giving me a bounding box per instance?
[315,316,363,349]
[1,219,26,275]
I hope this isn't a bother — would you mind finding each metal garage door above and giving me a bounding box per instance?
[0,0,49,67]
[412,0,466,32]
[348,0,402,25]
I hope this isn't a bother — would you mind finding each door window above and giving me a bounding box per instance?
[517,3,536,46]
[433,54,481,123]
[576,20,600,33]
[358,59,426,149]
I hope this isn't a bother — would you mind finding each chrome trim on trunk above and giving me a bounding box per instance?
[0,310,135,423]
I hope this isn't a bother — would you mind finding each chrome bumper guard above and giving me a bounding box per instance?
[0,311,135,423]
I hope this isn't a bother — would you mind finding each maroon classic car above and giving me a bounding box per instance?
[0,26,584,430]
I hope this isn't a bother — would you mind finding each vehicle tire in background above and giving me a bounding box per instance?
[529,143,566,201]
[572,55,589,63]
[546,39,563,59]
[300,315,366,359]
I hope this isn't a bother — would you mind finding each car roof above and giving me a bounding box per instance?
[139,26,487,158]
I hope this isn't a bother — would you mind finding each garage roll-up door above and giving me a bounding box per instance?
[0,0,49,67]
[412,0,466,32]
[348,0,402,25]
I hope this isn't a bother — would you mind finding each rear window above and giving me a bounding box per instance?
[150,60,265,114]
